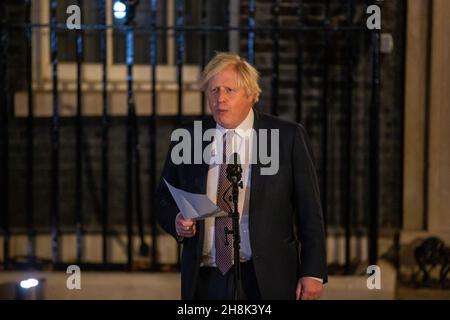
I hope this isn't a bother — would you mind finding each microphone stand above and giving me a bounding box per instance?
[226,153,244,300]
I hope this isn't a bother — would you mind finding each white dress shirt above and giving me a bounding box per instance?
[201,108,254,266]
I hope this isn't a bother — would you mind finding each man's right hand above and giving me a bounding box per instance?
[175,213,197,238]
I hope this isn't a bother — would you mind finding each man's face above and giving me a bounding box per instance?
[207,66,254,129]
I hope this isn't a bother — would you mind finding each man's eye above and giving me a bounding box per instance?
[211,88,218,93]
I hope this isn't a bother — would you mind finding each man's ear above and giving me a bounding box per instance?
[247,94,256,104]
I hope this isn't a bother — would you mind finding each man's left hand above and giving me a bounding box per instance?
[296,277,323,300]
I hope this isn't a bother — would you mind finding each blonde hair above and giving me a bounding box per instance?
[200,52,261,103]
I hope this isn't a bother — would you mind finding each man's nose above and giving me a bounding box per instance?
[217,88,226,102]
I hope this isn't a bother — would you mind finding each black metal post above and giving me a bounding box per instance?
[248,0,255,65]
[368,16,380,267]
[99,0,109,266]
[270,0,280,116]
[295,0,303,123]
[175,0,185,123]
[133,101,148,260]
[200,0,207,116]
[125,3,138,270]
[50,0,61,266]
[226,153,243,300]
[175,0,185,268]
[149,0,159,270]
[231,182,242,300]
[343,0,354,274]
[0,2,10,270]
[25,0,36,265]
[75,0,84,264]
[321,0,330,232]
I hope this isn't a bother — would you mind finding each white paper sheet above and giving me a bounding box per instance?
[164,178,227,220]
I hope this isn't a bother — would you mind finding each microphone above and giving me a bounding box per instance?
[226,153,242,184]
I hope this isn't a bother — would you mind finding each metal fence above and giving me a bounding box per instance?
[0,0,385,273]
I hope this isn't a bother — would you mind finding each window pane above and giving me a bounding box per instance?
[54,0,102,62]
[113,0,167,64]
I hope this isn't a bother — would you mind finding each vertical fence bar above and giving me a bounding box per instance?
[224,1,230,52]
[99,0,109,266]
[126,30,134,270]
[175,0,185,268]
[368,13,380,266]
[321,0,330,232]
[75,0,84,264]
[175,0,185,122]
[50,0,61,266]
[0,3,10,270]
[134,87,147,263]
[343,0,354,274]
[200,0,207,116]
[125,7,137,270]
[271,0,280,116]
[248,0,255,65]
[149,0,159,270]
[295,0,303,123]
[25,0,36,264]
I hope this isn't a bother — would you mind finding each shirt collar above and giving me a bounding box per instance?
[215,108,254,139]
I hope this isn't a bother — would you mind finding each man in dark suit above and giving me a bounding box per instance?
[155,52,327,300]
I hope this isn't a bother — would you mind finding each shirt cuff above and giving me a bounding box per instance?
[303,276,323,283]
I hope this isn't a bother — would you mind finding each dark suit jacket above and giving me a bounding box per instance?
[155,108,328,300]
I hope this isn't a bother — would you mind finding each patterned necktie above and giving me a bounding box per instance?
[215,131,235,275]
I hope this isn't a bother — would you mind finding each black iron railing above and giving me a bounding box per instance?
[0,0,384,273]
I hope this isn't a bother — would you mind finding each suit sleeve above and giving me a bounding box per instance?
[154,140,181,240]
[292,124,328,283]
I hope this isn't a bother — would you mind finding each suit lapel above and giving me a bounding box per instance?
[193,116,215,256]
[190,116,215,193]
